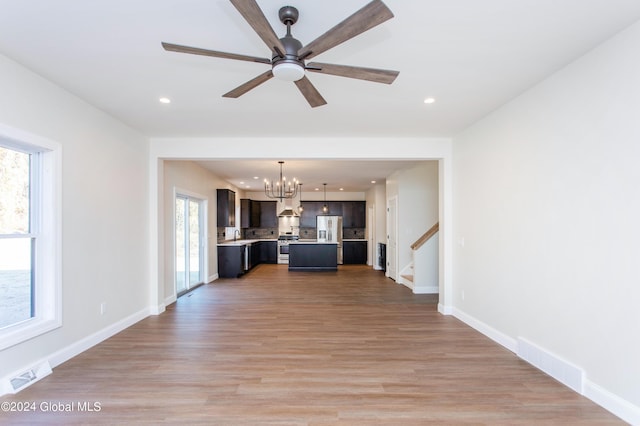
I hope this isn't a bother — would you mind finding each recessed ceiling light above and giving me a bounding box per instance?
[239,181,245,185]
[159,97,171,104]
[315,188,319,191]
[253,176,259,180]
[339,188,344,191]
[424,97,436,104]
[371,180,376,184]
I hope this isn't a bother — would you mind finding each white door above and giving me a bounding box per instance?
[175,195,205,295]
[386,196,398,280]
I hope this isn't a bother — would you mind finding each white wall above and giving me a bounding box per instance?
[0,54,149,377]
[389,162,439,273]
[162,161,240,304]
[452,19,640,421]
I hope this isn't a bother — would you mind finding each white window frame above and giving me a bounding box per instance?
[0,124,61,350]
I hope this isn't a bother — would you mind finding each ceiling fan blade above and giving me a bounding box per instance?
[223,70,274,98]
[162,42,271,64]
[294,76,327,108]
[307,62,398,84]
[298,0,393,61]
[229,0,286,56]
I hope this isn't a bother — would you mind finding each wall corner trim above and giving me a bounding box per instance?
[437,303,453,315]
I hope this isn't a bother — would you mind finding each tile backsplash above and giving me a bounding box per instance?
[218,227,365,242]
[243,228,278,240]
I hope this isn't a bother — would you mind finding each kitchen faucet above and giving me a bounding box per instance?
[234,229,240,241]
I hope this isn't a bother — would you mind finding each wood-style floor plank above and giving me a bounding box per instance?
[1,265,622,424]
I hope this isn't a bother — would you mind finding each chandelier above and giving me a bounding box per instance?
[264,161,299,201]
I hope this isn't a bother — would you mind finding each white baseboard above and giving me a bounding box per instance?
[452,307,640,424]
[517,337,584,393]
[149,303,165,315]
[0,307,150,397]
[412,285,439,294]
[399,279,412,289]
[164,293,177,307]
[48,307,150,369]
[208,273,219,283]
[438,303,453,315]
[452,307,518,352]
[584,379,640,425]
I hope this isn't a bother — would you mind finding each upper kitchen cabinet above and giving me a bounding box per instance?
[240,199,261,228]
[240,199,277,228]
[342,201,366,228]
[299,201,323,228]
[326,202,343,217]
[217,189,236,227]
[260,201,277,227]
[299,200,365,228]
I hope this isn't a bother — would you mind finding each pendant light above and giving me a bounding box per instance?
[298,183,304,213]
[264,161,299,201]
[322,183,328,213]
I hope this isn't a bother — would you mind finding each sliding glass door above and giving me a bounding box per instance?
[176,195,204,295]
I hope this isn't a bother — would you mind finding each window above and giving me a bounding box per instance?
[0,146,33,328]
[175,194,205,296]
[0,126,60,350]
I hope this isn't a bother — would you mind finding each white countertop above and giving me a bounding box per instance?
[217,239,277,247]
[290,241,337,245]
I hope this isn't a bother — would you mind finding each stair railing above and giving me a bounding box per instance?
[411,222,439,251]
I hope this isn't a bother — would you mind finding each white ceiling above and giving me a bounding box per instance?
[197,159,426,192]
[2,0,640,190]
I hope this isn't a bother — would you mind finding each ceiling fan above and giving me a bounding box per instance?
[162,0,399,108]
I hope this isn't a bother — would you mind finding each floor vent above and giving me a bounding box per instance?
[1,361,52,395]
[517,337,584,393]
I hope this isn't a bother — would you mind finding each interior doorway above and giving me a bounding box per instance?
[175,194,205,296]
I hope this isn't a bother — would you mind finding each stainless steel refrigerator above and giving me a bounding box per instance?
[317,215,343,264]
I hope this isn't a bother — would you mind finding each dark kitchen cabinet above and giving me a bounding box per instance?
[288,243,338,271]
[259,201,277,227]
[259,241,277,264]
[240,199,262,228]
[251,243,261,266]
[300,200,365,229]
[217,189,236,227]
[326,202,343,216]
[300,201,323,228]
[342,201,366,228]
[343,240,367,264]
[217,245,244,278]
[240,200,276,228]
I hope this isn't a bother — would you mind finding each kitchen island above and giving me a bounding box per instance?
[288,242,338,271]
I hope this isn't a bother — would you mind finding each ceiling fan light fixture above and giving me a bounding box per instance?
[273,62,305,81]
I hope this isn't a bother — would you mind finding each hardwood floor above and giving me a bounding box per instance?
[2,265,621,425]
